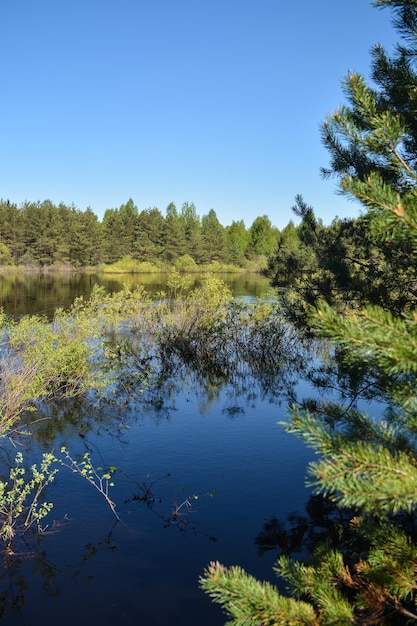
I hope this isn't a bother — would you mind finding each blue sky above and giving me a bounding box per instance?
[1,1,397,229]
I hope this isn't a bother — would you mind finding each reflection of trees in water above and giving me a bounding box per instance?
[255,495,354,559]
[100,302,318,418]
[21,395,133,450]
[0,521,118,623]
[16,297,329,446]
[0,294,391,621]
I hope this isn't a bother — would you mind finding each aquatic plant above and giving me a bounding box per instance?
[0,451,58,550]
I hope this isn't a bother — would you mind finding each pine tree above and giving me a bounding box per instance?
[0,200,25,263]
[265,197,321,286]
[201,209,227,263]
[101,208,125,264]
[70,207,102,266]
[179,201,204,263]
[163,202,186,262]
[201,2,417,623]
[133,207,165,262]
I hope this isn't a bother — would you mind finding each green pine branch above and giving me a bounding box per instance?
[313,301,417,375]
[200,561,319,625]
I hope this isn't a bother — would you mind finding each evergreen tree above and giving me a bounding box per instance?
[69,208,102,266]
[201,209,227,263]
[225,219,250,266]
[267,200,417,321]
[163,202,186,262]
[265,217,316,283]
[53,202,77,264]
[101,208,125,263]
[201,2,417,623]
[0,200,25,264]
[134,207,165,262]
[21,201,60,266]
[265,197,322,286]
[119,198,140,256]
[179,201,203,263]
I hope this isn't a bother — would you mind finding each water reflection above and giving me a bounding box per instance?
[254,494,353,558]
[0,279,387,625]
[0,272,271,319]
[0,521,119,624]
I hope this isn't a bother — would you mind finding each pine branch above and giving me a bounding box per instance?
[308,442,417,514]
[200,561,319,625]
[313,302,417,375]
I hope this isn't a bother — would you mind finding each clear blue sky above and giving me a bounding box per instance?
[1,0,397,229]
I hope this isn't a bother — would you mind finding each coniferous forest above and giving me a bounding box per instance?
[0,198,282,270]
[1,196,385,286]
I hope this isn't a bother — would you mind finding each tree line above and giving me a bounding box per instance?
[0,198,280,269]
[4,189,402,295]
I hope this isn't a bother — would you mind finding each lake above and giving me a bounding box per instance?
[0,271,273,319]
[0,272,319,625]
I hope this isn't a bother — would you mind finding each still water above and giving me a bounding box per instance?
[0,272,272,319]
[0,273,316,625]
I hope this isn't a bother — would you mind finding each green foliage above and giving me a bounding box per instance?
[202,2,417,624]
[59,447,119,520]
[174,254,198,271]
[267,196,417,322]
[201,209,227,263]
[276,551,356,623]
[155,274,233,364]
[0,445,120,552]
[98,255,141,273]
[198,261,246,273]
[248,215,280,258]
[0,315,97,435]
[0,196,278,269]
[313,302,417,377]
[201,561,319,625]
[99,259,162,273]
[164,202,187,262]
[165,267,192,298]
[286,405,417,515]
[0,279,289,441]
[0,243,12,267]
[0,451,58,547]
[265,199,320,285]
[145,275,299,403]
[179,201,204,263]
[226,220,250,266]
[0,284,155,436]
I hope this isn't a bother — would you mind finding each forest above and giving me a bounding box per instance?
[2,0,417,623]
[0,198,281,270]
[0,194,377,284]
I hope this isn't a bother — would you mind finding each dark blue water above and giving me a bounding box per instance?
[0,380,317,626]
[0,274,327,625]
